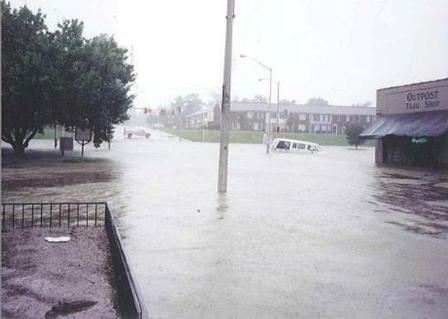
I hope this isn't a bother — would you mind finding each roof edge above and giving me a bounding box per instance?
[378,77,448,92]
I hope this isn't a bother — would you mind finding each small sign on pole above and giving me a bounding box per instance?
[75,127,92,157]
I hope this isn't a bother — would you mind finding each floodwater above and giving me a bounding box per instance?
[2,129,448,319]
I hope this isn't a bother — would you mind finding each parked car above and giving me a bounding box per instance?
[124,127,151,139]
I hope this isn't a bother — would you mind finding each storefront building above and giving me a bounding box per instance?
[361,78,448,168]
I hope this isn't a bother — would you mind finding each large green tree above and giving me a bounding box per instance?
[1,2,53,155]
[1,2,135,154]
[54,32,135,146]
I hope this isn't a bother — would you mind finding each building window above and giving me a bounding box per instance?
[313,114,320,121]
[247,111,254,119]
[366,116,371,123]
[298,124,306,131]
[299,113,306,121]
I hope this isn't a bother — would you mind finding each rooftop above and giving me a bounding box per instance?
[228,101,376,115]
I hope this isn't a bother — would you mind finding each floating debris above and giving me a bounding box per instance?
[44,236,71,243]
[45,300,97,318]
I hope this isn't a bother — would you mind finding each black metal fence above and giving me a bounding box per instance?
[1,202,106,230]
[1,201,147,319]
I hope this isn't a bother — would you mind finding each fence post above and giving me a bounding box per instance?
[2,205,5,230]
[12,204,15,228]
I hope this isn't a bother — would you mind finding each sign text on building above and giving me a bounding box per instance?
[377,78,448,115]
[405,89,440,111]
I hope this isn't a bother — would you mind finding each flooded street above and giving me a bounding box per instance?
[3,129,448,319]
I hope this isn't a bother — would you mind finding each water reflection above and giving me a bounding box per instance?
[216,193,228,220]
[370,168,448,237]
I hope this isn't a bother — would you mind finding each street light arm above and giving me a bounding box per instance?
[240,54,272,72]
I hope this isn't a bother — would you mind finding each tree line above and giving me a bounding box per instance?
[1,1,135,155]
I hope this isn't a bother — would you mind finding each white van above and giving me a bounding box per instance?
[271,138,320,153]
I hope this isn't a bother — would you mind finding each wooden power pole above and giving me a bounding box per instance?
[217,0,235,193]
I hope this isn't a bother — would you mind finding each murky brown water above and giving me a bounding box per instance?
[2,129,448,319]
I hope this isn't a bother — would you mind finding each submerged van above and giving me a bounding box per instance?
[271,138,320,153]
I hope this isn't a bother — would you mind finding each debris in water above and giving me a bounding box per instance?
[44,236,71,243]
[45,300,97,318]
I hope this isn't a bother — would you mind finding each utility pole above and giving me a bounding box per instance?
[218,0,235,193]
[240,55,272,154]
[276,81,280,133]
[201,108,205,142]
[267,68,272,154]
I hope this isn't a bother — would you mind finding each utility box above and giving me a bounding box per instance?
[59,137,74,156]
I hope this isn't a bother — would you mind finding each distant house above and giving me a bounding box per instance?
[213,102,376,134]
[184,109,214,129]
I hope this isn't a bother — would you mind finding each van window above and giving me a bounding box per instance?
[298,144,305,149]
[276,140,290,150]
[307,145,311,150]
[292,143,298,148]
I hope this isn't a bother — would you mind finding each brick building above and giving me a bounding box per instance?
[213,102,376,134]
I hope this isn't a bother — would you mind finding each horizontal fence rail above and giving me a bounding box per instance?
[1,202,107,230]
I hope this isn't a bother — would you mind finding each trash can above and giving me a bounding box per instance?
[59,137,74,156]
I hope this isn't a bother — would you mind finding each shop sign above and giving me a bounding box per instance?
[377,78,448,115]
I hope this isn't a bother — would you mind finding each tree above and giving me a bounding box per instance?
[1,2,53,155]
[305,97,329,106]
[345,124,365,149]
[352,101,372,107]
[1,2,135,154]
[279,98,296,104]
[171,93,204,116]
[66,35,135,147]
[241,95,267,103]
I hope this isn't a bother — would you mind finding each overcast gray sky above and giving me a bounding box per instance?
[13,0,448,108]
